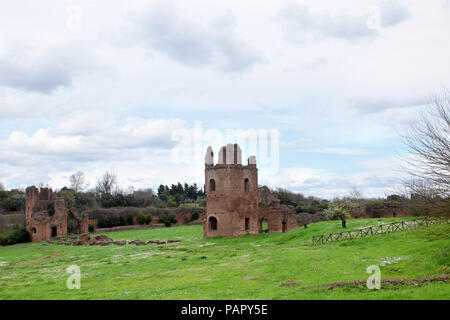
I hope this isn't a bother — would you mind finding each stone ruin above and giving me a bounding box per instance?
[365,201,409,218]
[25,186,89,242]
[25,143,299,241]
[47,234,182,247]
[203,143,299,238]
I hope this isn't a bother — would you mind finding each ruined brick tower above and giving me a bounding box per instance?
[204,143,259,237]
[25,186,68,242]
[25,186,89,242]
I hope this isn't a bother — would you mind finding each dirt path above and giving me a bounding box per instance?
[301,275,449,290]
[8,245,61,268]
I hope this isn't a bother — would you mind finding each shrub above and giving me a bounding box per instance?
[136,213,146,225]
[152,199,167,208]
[112,216,120,227]
[191,211,200,221]
[184,215,191,224]
[167,195,177,207]
[160,212,177,227]
[0,233,7,246]
[88,224,95,232]
[145,214,153,224]
[199,199,206,207]
[97,214,127,228]
[98,215,109,228]
[74,191,95,208]
[1,194,25,212]
[126,214,134,225]
[0,227,30,246]
[60,190,75,208]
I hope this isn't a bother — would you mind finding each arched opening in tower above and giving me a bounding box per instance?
[209,216,217,230]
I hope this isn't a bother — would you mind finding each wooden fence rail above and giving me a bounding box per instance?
[312,217,449,245]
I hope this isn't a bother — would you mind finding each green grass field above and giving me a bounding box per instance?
[0,218,448,299]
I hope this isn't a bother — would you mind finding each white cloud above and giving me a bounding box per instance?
[379,0,411,27]
[124,1,263,72]
[260,163,405,199]
[1,115,187,167]
[352,95,428,113]
[278,3,377,43]
[0,0,448,198]
[0,43,93,93]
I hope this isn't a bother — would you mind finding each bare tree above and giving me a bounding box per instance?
[403,179,449,216]
[126,185,135,195]
[69,171,86,192]
[349,187,363,200]
[95,171,118,195]
[402,92,450,196]
[133,188,155,206]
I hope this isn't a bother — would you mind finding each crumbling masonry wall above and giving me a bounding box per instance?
[26,186,89,242]
[365,201,409,218]
[258,186,299,233]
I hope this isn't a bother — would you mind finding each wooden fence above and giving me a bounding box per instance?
[312,217,449,245]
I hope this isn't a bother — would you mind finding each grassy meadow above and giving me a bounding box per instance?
[0,217,448,300]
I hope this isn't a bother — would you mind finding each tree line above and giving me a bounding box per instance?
[0,171,205,214]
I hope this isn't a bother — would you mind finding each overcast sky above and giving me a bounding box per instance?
[1,0,449,198]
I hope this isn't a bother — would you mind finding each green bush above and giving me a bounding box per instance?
[1,194,25,212]
[127,214,134,225]
[98,215,109,228]
[152,199,167,208]
[184,215,191,224]
[0,227,30,246]
[191,211,200,221]
[167,195,177,207]
[199,199,206,207]
[159,212,177,227]
[97,215,127,228]
[88,224,95,232]
[136,213,146,225]
[145,214,153,224]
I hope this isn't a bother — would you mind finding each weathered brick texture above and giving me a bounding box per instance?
[26,186,89,242]
[203,144,299,238]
